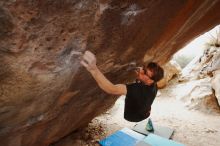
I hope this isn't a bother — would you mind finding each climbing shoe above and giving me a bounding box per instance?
[145,118,154,132]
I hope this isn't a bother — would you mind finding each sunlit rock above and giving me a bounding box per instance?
[211,69,220,105]
[172,77,220,114]
[157,60,181,88]
[178,46,220,108]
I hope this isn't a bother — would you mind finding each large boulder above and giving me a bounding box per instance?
[1,0,220,146]
[178,45,220,108]
[212,70,220,105]
[172,77,220,114]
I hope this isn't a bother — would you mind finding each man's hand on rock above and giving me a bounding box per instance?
[80,51,98,72]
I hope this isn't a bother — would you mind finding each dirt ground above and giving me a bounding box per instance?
[53,78,220,146]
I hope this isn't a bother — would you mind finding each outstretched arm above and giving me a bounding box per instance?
[80,51,127,95]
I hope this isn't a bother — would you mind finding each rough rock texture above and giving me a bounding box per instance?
[179,46,220,80]
[178,45,220,112]
[1,0,220,146]
[212,70,220,105]
[204,47,220,105]
[172,77,220,114]
[180,46,220,101]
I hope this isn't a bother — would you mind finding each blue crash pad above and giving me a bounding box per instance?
[99,128,185,146]
[99,130,138,146]
[143,134,185,146]
[99,128,145,146]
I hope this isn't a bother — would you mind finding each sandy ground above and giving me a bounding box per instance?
[53,79,220,146]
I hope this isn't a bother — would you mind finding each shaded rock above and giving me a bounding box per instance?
[1,0,220,146]
[51,119,105,146]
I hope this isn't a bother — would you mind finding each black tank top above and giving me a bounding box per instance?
[124,82,157,122]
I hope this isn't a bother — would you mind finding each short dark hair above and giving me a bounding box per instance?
[144,62,164,82]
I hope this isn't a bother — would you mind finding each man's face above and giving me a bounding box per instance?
[135,67,154,84]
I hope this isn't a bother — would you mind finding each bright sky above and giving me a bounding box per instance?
[175,25,220,57]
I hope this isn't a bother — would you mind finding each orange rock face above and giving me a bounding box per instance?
[0,0,220,146]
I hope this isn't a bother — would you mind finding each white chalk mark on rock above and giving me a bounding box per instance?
[121,4,147,25]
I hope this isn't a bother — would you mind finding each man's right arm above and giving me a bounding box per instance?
[81,51,127,95]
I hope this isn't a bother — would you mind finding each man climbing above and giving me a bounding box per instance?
[80,51,164,122]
